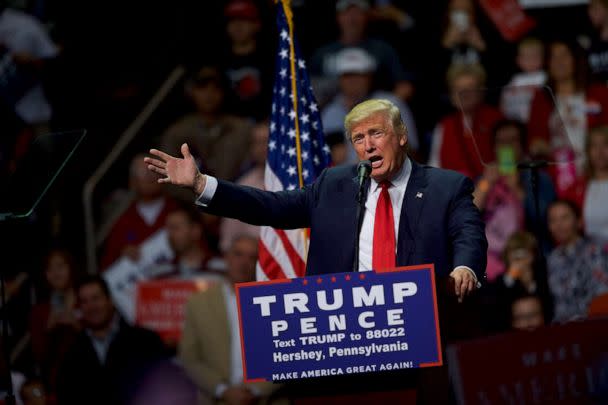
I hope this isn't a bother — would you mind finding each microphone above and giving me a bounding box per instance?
[353,160,372,272]
[356,160,372,203]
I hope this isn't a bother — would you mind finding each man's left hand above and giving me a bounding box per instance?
[449,268,477,303]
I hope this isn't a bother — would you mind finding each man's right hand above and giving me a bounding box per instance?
[144,143,207,195]
[221,386,255,405]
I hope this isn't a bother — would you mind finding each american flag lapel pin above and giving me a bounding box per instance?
[416,192,423,199]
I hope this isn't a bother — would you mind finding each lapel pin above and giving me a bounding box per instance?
[416,192,423,199]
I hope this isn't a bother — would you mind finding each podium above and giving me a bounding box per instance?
[234,264,444,402]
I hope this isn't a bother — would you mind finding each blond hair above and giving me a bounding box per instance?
[343,99,407,139]
[446,63,487,89]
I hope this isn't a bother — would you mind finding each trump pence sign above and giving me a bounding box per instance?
[236,264,443,382]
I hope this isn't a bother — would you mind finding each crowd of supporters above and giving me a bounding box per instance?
[1,0,608,403]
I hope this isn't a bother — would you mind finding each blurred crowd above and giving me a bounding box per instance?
[1,0,608,404]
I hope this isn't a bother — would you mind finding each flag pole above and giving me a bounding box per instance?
[279,0,309,257]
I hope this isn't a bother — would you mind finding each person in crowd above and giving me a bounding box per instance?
[161,66,252,183]
[587,0,608,83]
[101,154,178,269]
[510,293,546,331]
[29,249,80,395]
[473,120,556,279]
[440,0,486,68]
[480,231,552,333]
[528,40,608,194]
[325,130,349,166]
[220,0,273,120]
[56,275,167,405]
[219,121,268,253]
[547,199,608,322]
[20,378,46,405]
[500,38,547,124]
[179,235,283,405]
[163,205,213,277]
[321,47,418,162]
[310,0,414,105]
[0,2,59,135]
[429,63,503,179]
[563,126,608,244]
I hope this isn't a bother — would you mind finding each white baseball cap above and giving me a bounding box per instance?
[334,48,377,75]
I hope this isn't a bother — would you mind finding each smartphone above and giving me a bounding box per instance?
[498,145,517,176]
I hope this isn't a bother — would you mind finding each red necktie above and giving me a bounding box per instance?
[372,181,396,270]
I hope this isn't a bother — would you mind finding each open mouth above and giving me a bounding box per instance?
[369,155,383,168]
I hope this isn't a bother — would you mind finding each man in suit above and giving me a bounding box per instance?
[179,235,283,404]
[56,275,167,405]
[146,98,486,300]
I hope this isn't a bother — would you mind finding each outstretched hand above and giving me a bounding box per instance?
[144,143,206,194]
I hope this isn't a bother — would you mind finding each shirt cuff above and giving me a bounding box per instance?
[195,175,218,207]
[215,383,228,398]
[452,266,481,288]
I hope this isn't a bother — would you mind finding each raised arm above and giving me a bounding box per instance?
[144,143,317,229]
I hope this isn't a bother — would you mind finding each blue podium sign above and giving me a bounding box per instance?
[236,264,443,382]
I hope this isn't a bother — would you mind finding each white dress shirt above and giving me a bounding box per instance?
[196,161,478,282]
[358,158,411,271]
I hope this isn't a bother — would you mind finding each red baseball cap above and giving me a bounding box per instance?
[224,0,259,20]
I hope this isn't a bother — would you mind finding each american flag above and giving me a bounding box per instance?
[257,0,331,281]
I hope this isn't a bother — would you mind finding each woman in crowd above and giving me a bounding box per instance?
[547,200,608,322]
[527,40,608,195]
[473,120,556,280]
[563,126,608,244]
[479,231,552,333]
[29,249,80,394]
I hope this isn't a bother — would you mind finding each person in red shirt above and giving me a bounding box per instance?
[429,63,503,179]
[100,154,178,270]
[528,40,608,194]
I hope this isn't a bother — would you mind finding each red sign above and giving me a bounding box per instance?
[479,0,535,42]
[136,278,217,343]
[447,319,608,404]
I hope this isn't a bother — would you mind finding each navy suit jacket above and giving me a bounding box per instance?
[203,160,487,281]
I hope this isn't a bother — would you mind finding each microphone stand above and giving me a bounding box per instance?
[516,159,548,259]
[353,161,371,272]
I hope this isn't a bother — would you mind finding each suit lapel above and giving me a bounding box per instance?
[397,160,428,265]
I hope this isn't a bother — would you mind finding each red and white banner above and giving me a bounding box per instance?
[480,0,536,42]
[135,278,217,343]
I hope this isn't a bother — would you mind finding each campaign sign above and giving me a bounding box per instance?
[236,264,442,382]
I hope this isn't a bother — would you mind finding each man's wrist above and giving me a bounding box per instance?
[193,172,206,195]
